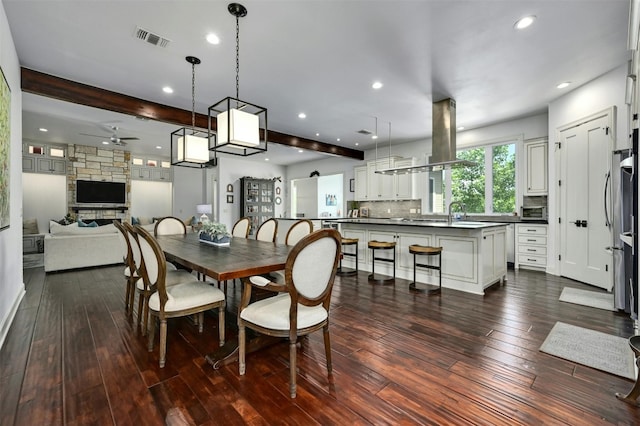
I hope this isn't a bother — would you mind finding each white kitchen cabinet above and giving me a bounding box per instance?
[393,158,415,200]
[131,158,173,181]
[367,158,397,200]
[354,165,369,201]
[482,227,507,284]
[36,157,67,174]
[515,224,547,270]
[525,138,548,195]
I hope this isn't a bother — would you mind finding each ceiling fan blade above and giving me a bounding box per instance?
[118,137,139,141]
[79,132,110,138]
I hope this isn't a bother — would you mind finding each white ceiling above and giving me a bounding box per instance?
[4,0,631,165]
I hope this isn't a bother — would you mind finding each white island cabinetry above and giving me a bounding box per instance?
[336,220,507,295]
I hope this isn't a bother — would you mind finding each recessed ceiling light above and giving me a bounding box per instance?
[336,138,341,142]
[156,146,162,149]
[298,112,306,119]
[372,81,383,90]
[355,142,359,146]
[102,141,109,145]
[39,128,48,132]
[298,149,303,153]
[206,33,220,45]
[162,86,173,94]
[557,81,571,89]
[315,133,320,137]
[514,15,536,30]
[265,158,270,161]
[372,135,378,140]
[457,126,465,131]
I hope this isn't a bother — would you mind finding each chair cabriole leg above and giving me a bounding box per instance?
[289,339,297,398]
[159,319,167,368]
[218,305,225,346]
[238,324,246,375]
[323,325,332,373]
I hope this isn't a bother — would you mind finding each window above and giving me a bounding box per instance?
[425,138,518,215]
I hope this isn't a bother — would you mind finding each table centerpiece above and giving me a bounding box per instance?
[198,221,231,246]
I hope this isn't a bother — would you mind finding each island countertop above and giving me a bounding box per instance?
[324,218,508,229]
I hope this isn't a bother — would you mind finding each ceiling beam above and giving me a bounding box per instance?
[21,68,364,161]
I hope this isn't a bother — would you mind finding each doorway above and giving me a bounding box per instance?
[557,109,614,290]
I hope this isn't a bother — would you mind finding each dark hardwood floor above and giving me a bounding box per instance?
[2,265,640,425]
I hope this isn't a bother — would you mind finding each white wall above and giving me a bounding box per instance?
[292,177,317,218]
[130,180,172,219]
[172,166,206,220]
[22,173,66,233]
[547,64,629,276]
[317,174,343,217]
[0,1,25,349]
[217,156,286,230]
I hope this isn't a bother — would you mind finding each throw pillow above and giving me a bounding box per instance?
[23,218,39,235]
[131,216,140,225]
[139,216,152,225]
[78,219,99,228]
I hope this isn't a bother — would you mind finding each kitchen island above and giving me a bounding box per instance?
[326,218,508,295]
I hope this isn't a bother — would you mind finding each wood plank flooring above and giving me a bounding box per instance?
[2,265,640,425]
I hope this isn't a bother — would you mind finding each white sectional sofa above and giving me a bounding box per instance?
[44,221,124,272]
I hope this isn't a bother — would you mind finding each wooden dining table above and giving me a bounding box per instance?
[155,233,294,368]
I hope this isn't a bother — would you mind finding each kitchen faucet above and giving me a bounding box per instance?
[448,201,467,224]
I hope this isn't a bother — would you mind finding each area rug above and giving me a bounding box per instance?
[539,322,635,380]
[559,287,614,311]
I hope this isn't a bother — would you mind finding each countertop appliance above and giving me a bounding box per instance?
[520,206,547,221]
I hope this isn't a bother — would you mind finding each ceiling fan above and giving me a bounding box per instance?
[80,126,139,146]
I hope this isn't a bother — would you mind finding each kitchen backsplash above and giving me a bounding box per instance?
[358,200,423,218]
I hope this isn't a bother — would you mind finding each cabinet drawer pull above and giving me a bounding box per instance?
[527,258,537,262]
[527,249,536,252]
[527,239,536,242]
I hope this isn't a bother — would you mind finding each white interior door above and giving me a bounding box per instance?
[559,114,613,290]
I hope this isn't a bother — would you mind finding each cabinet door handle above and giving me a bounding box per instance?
[527,239,536,242]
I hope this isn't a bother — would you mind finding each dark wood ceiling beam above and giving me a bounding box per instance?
[20,68,364,161]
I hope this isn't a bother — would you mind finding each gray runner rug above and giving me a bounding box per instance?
[539,322,635,380]
[559,287,614,311]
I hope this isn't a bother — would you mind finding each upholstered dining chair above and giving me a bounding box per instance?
[270,219,314,284]
[232,217,251,238]
[114,220,136,314]
[134,225,226,368]
[154,216,187,236]
[238,228,341,398]
[122,222,189,333]
[255,218,278,242]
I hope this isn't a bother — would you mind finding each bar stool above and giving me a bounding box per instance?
[368,240,396,285]
[616,335,640,405]
[408,244,442,294]
[337,237,359,276]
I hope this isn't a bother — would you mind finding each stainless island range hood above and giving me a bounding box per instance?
[374,98,476,175]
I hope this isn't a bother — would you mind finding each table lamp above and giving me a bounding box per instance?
[196,204,212,223]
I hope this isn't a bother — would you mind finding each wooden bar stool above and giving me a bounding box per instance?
[368,240,396,285]
[408,244,442,294]
[616,335,640,406]
[337,238,359,276]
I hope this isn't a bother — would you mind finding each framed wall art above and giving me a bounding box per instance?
[0,66,11,231]
[227,195,234,203]
[227,184,234,193]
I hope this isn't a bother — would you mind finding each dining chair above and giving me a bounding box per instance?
[232,217,251,238]
[154,216,187,236]
[134,225,226,368]
[238,228,341,398]
[270,219,314,284]
[114,220,136,314]
[122,222,189,333]
[255,218,278,242]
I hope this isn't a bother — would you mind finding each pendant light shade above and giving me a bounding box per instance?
[209,3,267,157]
[171,56,216,168]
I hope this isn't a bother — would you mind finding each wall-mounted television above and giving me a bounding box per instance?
[76,180,126,204]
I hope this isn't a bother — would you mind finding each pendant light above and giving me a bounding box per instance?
[171,56,216,168]
[208,3,267,157]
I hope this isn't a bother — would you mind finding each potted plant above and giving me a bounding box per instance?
[198,221,231,246]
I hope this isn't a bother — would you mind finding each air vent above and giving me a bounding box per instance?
[134,26,171,48]
[357,129,373,135]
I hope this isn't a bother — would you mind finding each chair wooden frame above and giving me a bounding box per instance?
[238,228,341,398]
[232,217,251,238]
[114,220,137,314]
[255,218,278,242]
[284,219,313,246]
[134,225,226,368]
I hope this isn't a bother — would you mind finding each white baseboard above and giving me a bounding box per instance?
[0,283,26,351]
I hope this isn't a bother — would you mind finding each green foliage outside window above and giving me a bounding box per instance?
[492,144,516,213]
[451,148,485,213]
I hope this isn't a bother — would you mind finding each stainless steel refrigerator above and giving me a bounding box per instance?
[611,133,637,319]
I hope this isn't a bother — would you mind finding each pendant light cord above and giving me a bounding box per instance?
[191,61,196,133]
[235,15,240,104]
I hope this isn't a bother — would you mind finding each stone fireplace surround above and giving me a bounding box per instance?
[66,144,131,223]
